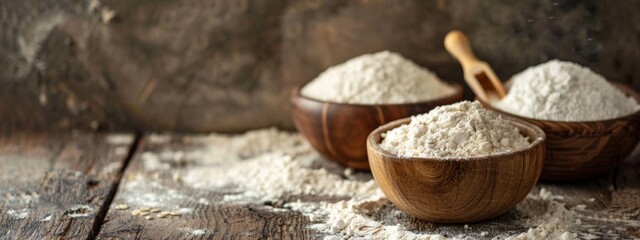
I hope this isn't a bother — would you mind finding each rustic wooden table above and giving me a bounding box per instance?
[1,131,639,239]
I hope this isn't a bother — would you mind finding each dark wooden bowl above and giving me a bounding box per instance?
[367,117,545,223]
[478,84,640,181]
[291,84,464,170]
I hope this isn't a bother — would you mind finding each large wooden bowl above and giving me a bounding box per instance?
[478,84,640,181]
[291,84,464,170]
[367,117,545,223]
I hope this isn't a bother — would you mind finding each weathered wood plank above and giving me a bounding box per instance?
[0,132,135,239]
[96,134,315,240]
[96,132,640,239]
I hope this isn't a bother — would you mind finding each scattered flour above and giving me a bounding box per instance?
[539,188,565,201]
[190,229,206,236]
[148,134,172,144]
[40,214,52,222]
[136,129,629,239]
[184,153,378,202]
[65,205,94,218]
[106,134,134,145]
[6,208,29,219]
[301,51,456,104]
[149,129,341,201]
[286,193,458,240]
[172,129,459,238]
[507,188,577,240]
[380,101,530,158]
[179,228,207,236]
[121,174,191,210]
[495,60,640,121]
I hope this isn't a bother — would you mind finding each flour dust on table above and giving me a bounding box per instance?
[131,129,626,239]
[301,51,456,104]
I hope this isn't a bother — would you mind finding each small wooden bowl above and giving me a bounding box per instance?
[291,84,464,170]
[478,84,640,181]
[367,117,545,223]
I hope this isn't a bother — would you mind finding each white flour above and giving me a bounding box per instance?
[494,60,640,121]
[287,188,582,240]
[380,101,530,158]
[507,189,577,240]
[286,194,455,240]
[106,134,134,145]
[138,129,628,239]
[6,209,29,219]
[174,130,458,239]
[301,51,456,104]
[184,153,379,202]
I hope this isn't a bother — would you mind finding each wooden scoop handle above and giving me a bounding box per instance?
[444,30,506,101]
[444,30,478,68]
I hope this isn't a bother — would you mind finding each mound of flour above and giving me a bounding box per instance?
[494,60,640,121]
[301,51,456,104]
[380,101,530,158]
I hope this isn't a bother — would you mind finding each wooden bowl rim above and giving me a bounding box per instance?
[479,83,640,124]
[367,116,546,162]
[291,83,464,107]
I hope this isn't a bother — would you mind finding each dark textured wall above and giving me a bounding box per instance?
[1,0,639,132]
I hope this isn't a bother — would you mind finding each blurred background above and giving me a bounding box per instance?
[1,0,638,133]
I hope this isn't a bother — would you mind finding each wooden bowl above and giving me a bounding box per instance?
[291,84,464,170]
[478,84,640,181]
[367,117,545,223]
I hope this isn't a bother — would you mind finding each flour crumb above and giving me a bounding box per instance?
[380,101,530,158]
[6,209,29,219]
[179,228,206,236]
[343,168,353,177]
[106,134,133,145]
[40,214,52,222]
[495,60,640,121]
[301,51,456,104]
[148,134,172,144]
[539,188,565,201]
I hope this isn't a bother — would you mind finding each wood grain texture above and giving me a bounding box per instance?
[1,132,638,239]
[367,117,546,223]
[480,84,640,181]
[0,132,134,239]
[290,84,464,170]
[95,134,316,240]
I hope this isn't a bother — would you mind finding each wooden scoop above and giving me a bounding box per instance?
[445,30,506,102]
